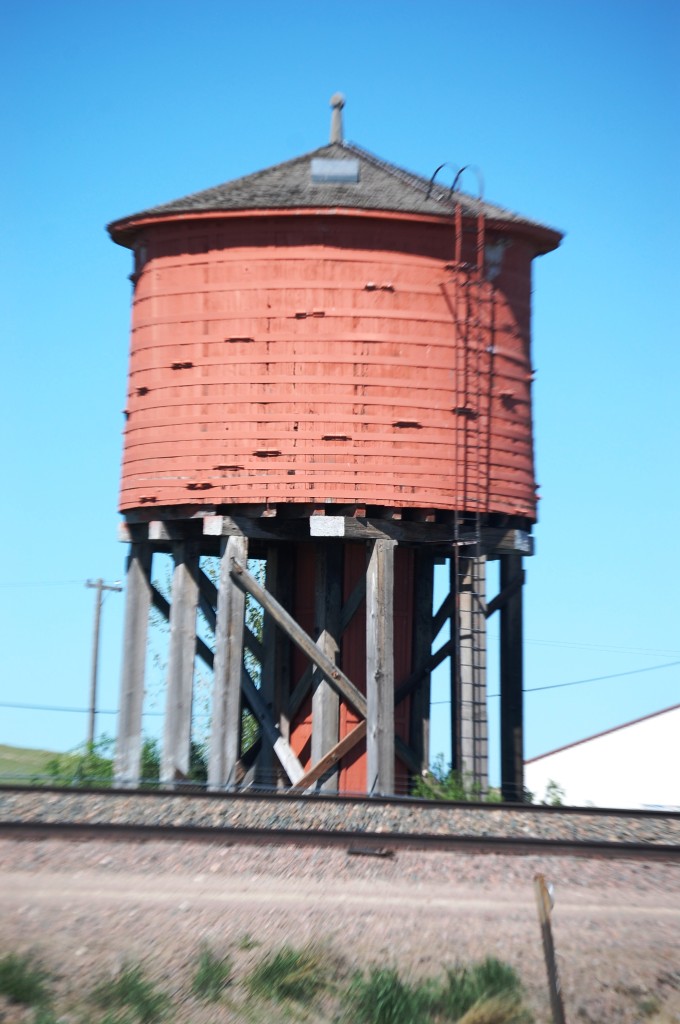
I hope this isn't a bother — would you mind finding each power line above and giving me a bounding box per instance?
[484,633,680,658]
[5,659,679,717]
[522,659,680,695]
[522,637,680,658]
[0,701,159,716]
[0,580,85,588]
[430,658,680,704]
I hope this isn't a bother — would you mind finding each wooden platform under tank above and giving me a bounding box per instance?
[116,508,527,801]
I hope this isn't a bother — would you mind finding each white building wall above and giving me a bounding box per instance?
[525,706,680,809]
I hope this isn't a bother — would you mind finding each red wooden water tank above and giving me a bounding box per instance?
[109,142,561,522]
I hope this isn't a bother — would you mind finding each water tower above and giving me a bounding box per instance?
[109,96,561,799]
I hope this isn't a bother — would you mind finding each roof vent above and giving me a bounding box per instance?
[329,92,345,142]
[311,158,360,183]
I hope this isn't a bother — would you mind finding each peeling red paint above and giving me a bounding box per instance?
[118,213,540,519]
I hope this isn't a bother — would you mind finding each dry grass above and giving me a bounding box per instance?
[457,993,530,1024]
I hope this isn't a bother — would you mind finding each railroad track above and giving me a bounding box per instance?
[1,785,678,860]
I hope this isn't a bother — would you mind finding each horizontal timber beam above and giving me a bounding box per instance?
[122,516,534,557]
[310,517,533,554]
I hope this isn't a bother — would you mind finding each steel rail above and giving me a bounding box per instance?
[0,786,678,861]
[0,818,678,861]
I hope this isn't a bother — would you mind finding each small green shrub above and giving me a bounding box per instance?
[42,737,115,788]
[344,967,433,1024]
[237,933,260,951]
[412,754,485,802]
[436,958,525,1020]
[90,962,171,1023]
[542,780,565,806]
[140,737,160,787]
[0,952,50,1006]
[38,735,205,790]
[188,740,207,784]
[247,944,330,1004]
[32,1010,61,1024]
[191,946,232,1001]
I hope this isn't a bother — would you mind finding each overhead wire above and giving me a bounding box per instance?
[0,701,158,716]
[0,580,85,588]
[428,657,680,704]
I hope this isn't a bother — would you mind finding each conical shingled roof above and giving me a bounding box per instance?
[108,141,561,251]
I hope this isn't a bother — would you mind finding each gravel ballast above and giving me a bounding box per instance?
[1,786,679,849]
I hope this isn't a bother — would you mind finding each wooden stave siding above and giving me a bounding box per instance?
[120,215,536,518]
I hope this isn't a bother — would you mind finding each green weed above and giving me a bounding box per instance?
[32,1009,61,1024]
[542,779,565,806]
[433,959,528,1022]
[0,952,50,1006]
[412,754,498,802]
[42,737,115,788]
[191,946,232,1001]
[344,967,433,1024]
[90,962,171,1023]
[344,957,529,1024]
[246,944,331,1004]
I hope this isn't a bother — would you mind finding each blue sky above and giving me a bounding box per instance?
[1,0,678,783]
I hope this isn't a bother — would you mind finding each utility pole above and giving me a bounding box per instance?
[85,578,122,746]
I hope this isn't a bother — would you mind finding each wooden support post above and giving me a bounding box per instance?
[500,553,524,801]
[366,538,395,796]
[208,535,248,790]
[257,546,278,787]
[115,543,152,786]
[311,542,342,791]
[274,546,294,751]
[456,555,488,794]
[161,541,200,784]
[449,554,460,772]
[409,550,434,773]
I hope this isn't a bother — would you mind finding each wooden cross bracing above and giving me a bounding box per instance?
[114,521,526,799]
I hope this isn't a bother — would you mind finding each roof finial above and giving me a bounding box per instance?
[329,93,345,143]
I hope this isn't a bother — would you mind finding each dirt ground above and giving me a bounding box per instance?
[1,836,678,1023]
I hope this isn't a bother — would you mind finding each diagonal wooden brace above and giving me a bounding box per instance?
[287,572,367,721]
[291,721,367,791]
[230,558,367,720]
[240,667,304,785]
